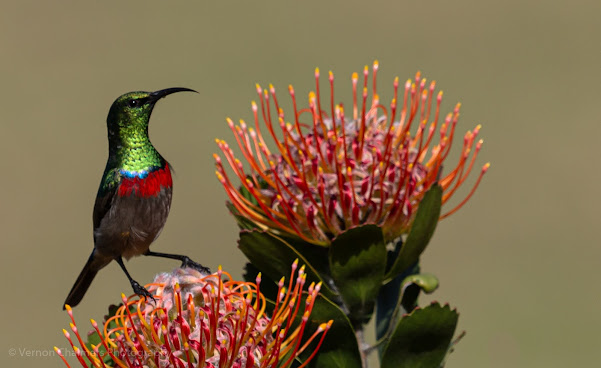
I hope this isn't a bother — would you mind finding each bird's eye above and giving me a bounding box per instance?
[128,99,139,108]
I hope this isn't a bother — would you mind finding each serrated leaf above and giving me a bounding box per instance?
[381,303,459,368]
[329,225,387,324]
[238,230,337,300]
[386,185,442,280]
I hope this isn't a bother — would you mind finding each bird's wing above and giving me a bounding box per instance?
[93,169,120,230]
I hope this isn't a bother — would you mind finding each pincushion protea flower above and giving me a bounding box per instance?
[215,62,489,245]
[57,263,331,368]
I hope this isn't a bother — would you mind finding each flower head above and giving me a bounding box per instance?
[215,62,489,245]
[57,264,330,368]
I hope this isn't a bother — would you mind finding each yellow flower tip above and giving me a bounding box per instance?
[483,162,491,172]
[73,346,80,353]
[62,328,69,336]
[308,91,316,100]
[288,84,294,92]
[363,65,369,72]
[373,60,379,69]
[218,265,223,272]
[415,70,421,78]
[255,83,262,90]
[394,76,399,83]
[329,70,333,79]
[90,318,97,326]
[456,102,462,109]
[475,124,482,130]
[352,72,359,81]
[315,67,320,77]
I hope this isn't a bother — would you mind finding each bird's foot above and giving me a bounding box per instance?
[131,280,156,303]
[180,256,211,274]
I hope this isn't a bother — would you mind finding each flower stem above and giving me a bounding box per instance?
[355,325,369,368]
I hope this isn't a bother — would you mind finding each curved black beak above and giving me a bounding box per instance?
[148,87,197,103]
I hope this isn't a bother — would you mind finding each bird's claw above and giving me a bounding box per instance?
[180,256,211,274]
[131,280,156,304]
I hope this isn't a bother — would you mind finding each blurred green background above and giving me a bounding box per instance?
[1,1,599,367]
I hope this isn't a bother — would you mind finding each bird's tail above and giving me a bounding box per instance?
[63,250,111,309]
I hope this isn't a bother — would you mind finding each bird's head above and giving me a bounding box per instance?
[106,87,197,137]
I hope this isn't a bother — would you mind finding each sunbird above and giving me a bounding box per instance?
[64,88,209,309]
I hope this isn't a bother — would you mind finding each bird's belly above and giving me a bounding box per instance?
[94,187,172,260]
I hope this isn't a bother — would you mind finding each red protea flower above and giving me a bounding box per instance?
[57,263,331,368]
[215,62,489,245]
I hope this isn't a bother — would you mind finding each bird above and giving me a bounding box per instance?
[64,88,209,309]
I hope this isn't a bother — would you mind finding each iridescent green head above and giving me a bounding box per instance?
[106,87,197,143]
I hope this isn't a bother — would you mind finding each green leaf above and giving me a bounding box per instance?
[238,230,337,300]
[243,262,280,304]
[386,185,442,280]
[375,262,419,342]
[399,273,439,312]
[300,294,363,368]
[381,303,459,368]
[329,225,387,324]
[376,273,439,358]
[280,234,332,282]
